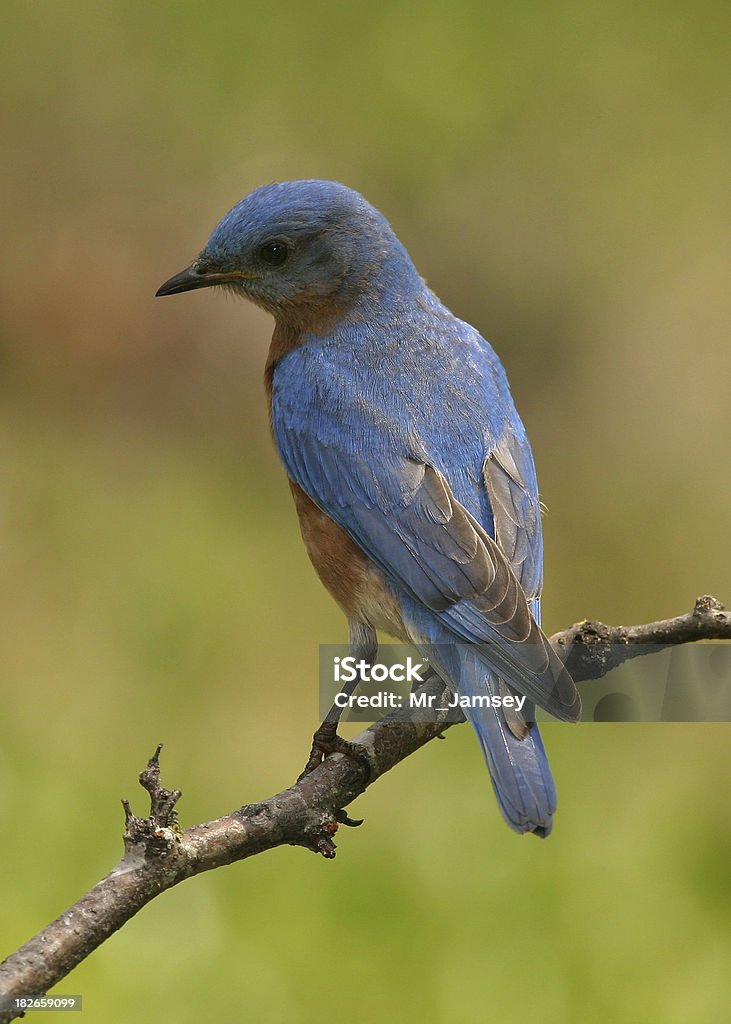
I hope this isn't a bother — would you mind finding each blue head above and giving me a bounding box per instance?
[157,180,421,325]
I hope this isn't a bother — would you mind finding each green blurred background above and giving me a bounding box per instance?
[1,2,730,1021]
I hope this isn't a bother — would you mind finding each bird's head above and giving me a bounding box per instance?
[156,180,418,327]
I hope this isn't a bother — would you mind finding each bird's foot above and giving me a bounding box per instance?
[297,720,373,790]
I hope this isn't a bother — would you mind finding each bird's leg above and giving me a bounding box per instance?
[411,664,442,693]
[409,665,450,738]
[298,621,377,784]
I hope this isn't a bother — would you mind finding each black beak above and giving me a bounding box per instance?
[156,262,222,297]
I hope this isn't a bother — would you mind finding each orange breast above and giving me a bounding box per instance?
[289,480,406,639]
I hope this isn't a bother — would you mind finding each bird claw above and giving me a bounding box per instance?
[297,721,374,783]
[334,808,364,827]
[297,726,368,833]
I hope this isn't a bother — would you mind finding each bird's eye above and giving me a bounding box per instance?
[258,239,290,267]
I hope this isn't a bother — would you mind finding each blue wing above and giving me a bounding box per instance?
[271,318,579,723]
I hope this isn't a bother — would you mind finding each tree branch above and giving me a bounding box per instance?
[551,593,731,680]
[1,595,729,1021]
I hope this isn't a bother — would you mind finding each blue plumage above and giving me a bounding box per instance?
[157,180,580,836]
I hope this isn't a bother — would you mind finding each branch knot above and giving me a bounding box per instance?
[121,745,182,859]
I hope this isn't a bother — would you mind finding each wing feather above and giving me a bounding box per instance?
[275,418,579,721]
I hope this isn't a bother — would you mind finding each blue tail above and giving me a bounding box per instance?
[429,643,557,836]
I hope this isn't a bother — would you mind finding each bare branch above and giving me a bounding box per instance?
[1,595,729,1021]
[550,594,731,680]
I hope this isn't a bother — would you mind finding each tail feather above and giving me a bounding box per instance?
[466,682,556,837]
[429,643,557,836]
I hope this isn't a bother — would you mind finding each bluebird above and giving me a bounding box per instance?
[157,180,580,837]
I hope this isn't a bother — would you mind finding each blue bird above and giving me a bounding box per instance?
[157,180,580,837]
